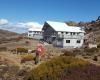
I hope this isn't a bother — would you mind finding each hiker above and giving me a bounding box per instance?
[34,50,40,64]
[34,42,45,64]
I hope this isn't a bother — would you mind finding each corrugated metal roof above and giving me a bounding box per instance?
[46,21,85,32]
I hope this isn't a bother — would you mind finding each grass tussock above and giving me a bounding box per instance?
[0,52,21,66]
[0,52,21,79]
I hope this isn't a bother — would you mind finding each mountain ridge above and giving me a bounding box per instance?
[0,29,19,38]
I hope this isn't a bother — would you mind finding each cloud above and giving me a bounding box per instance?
[25,22,42,28]
[0,19,43,33]
[0,19,9,25]
[9,22,43,30]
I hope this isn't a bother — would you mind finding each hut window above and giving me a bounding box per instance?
[77,40,81,43]
[29,31,32,33]
[61,32,63,34]
[66,40,70,43]
[29,34,31,36]
[73,32,75,35]
[66,32,68,34]
[70,32,73,35]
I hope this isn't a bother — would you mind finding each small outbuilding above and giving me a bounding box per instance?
[28,28,43,40]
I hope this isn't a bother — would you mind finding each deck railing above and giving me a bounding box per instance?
[58,34,84,39]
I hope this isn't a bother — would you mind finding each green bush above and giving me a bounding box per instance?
[28,56,89,80]
[21,54,35,63]
[11,47,28,54]
[17,47,28,53]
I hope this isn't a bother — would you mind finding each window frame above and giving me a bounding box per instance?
[66,40,70,43]
[29,31,32,33]
[77,40,81,43]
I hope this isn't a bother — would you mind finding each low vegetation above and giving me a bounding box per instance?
[0,52,34,80]
[21,54,35,63]
[11,47,28,54]
[0,28,100,80]
[28,56,90,80]
[97,43,100,48]
[84,48,99,56]
[0,47,7,51]
[0,52,21,79]
[62,64,100,80]
[61,49,77,56]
